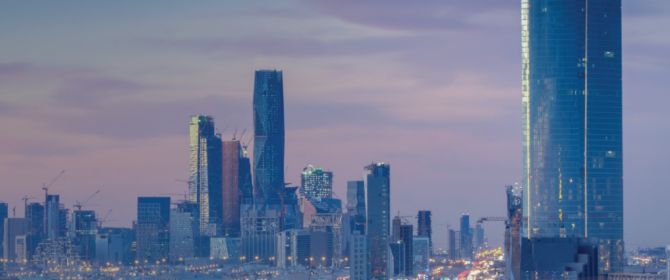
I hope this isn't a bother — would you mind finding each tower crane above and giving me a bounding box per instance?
[22,195,36,213]
[41,169,65,199]
[476,217,507,225]
[73,190,100,211]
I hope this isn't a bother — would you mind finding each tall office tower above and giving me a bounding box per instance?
[136,197,170,262]
[391,216,402,243]
[349,232,368,280]
[169,201,198,261]
[448,229,457,260]
[73,210,97,260]
[189,115,223,236]
[474,223,485,250]
[506,185,523,280]
[301,165,333,201]
[417,210,432,253]
[25,202,44,257]
[364,162,391,279]
[399,224,414,277]
[347,181,366,215]
[3,218,29,261]
[0,202,7,258]
[521,0,624,272]
[44,194,61,239]
[413,237,430,276]
[222,139,250,237]
[459,214,473,259]
[253,70,285,205]
[344,180,366,260]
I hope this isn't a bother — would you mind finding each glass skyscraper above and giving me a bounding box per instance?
[189,115,223,236]
[300,164,333,201]
[364,162,390,279]
[253,70,285,205]
[136,197,170,262]
[521,0,623,272]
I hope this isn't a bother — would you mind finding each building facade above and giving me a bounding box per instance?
[300,165,333,201]
[521,0,624,272]
[189,115,223,236]
[136,197,170,262]
[253,70,285,205]
[222,140,252,237]
[365,162,391,279]
[460,214,473,259]
[417,210,432,253]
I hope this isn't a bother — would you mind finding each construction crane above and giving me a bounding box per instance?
[73,190,100,211]
[97,209,113,228]
[41,169,65,199]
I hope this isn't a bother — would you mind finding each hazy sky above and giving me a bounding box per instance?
[1,1,668,249]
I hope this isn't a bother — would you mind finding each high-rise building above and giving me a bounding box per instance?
[460,214,473,259]
[300,165,333,201]
[96,227,134,265]
[417,210,432,253]
[45,194,61,240]
[364,162,391,279]
[189,115,223,236]
[448,228,457,260]
[3,218,29,261]
[521,0,624,272]
[0,202,7,258]
[25,202,44,258]
[391,215,402,243]
[253,70,285,205]
[474,223,485,251]
[506,185,523,280]
[222,139,251,237]
[413,236,430,277]
[169,201,198,261]
[73,210,97,260]
[347,181,366,216]
[399,224,414,277]
[349,232,368,280]
[136,197,170,262]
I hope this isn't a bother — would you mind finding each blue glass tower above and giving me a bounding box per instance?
[253,70,285,205]
[364,163,390,279]
[521,0,623,272]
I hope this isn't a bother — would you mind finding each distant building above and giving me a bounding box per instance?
[253,69,285,205]
[169,201,198,261]
[3,218,29,261]
[448,228,457,260]
[240,205,281,264]
[301,165,333,201]
[413,237,430,277]
[399,224,414,277]
[417,210,432,253]
[189,115,223,236]
[73,210,97,261]
[95,227,134,265]
[45,194,61,240]
[221,139,252,237]
[474,223,485,251]
[210,237,240,261]
[460,214,473,259]
[506,185,523,280]
[0,202,7,258]
[349,232,367,280]
[391,215,402,243]
[520,238,598,280]
[365,162,391,279]
[25,202,44,258]
[276,229,311,268]
[136,197,170,262]
[344,180,366,262]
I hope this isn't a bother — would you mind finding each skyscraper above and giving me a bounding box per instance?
[300,165,333,201]
[399,224,414,277]
[448,228,457,260]
[3,218,29,261]
[253,70,285,205]
[364,162,390,279]
[25,202,44,258]
[459,214,472,259]
[417,210,432,253]
[44,194,61,240]
[73,210,97,260]
[521,0,624,272]
[222,139,250,237]
[0,202,7,258]
[189,115,223,236]
[136,197,170,262]
[169,201,198,261]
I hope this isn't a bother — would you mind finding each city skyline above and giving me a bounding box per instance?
[1,0,669,251]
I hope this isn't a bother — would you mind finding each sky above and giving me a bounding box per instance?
[0,1,668,250]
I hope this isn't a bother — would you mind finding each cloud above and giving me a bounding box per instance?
[53,78,148,106]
